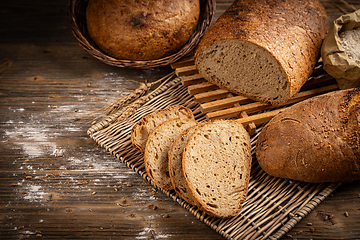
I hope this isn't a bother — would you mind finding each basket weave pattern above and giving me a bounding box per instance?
[87,78,340,240]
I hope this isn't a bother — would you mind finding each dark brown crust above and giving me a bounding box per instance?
[86,0,200,60]
[195,0,329,104]
[256,88,360,183]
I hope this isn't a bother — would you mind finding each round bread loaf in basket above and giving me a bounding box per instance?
[68,0,216,69]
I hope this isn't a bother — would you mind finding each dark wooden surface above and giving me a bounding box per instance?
[1,1,359,239]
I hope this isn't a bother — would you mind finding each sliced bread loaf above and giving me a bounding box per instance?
[131,105,194,153]
[195,0,329,106]
[181,120,251,218]
[144,118,197,190]
[168,124,204,205]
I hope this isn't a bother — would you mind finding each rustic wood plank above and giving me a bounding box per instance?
[181,73,206,86]
[236,109,284,126]
[207,84,339,120]
[200,95,253,113]
[175,65,198,77]
[170,55,195,69]
[187,82,219,95]
[239,111,257,136]
[1,1,360,240]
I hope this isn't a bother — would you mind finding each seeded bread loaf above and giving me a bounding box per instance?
[195,0,329,106]
[86,0,200,60]
[144,118,197,190]
[181,120,251,218]
[131,105,194,153]
[168,124,203,205]
[256,88,360,183]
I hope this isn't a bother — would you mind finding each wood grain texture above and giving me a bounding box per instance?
[0,0,359,239]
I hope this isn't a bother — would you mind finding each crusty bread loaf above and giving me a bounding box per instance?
[131,105,194,153]
[86,0,200,60]
[195,0,329,106]
[181,120,251,218]
[144,118,197,190]
[168,124,203,205]
[256,88,360,183]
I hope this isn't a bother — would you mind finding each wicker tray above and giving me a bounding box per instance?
[87,61,341,239]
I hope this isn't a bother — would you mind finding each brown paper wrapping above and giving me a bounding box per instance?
[321,9,360,90]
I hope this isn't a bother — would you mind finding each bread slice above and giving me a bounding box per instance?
[195,0,329,106]
[168,124,204,205]
[144,118,197,190]
[131,105,194,153]
[181,120,251,218]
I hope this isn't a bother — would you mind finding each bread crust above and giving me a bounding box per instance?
[256,88,360,183]
[86,0,200,60]
[131,105,194,153]
[195,0,329,105]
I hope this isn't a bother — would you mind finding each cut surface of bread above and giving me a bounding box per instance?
[195,0,329,106]
[168,124,203,205]
[131,105,194,153]
[196,39,289,105]
[144,118,197,190]
[182,120,251,218]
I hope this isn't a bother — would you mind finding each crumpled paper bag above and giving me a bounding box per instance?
[321,9,360,90]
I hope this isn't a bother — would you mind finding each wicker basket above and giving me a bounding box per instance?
[68,0,216,69]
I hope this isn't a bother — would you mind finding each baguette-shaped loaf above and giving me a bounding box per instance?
[256,88,360,183]
[182,120,251,218]
[168,124,203,205]
[195,0,329,106]
[144,118,197,190]
[131,105,194,153]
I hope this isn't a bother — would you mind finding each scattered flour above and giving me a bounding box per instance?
[136,227,174,240]
[22,185,48,203]
[5,123,58,158]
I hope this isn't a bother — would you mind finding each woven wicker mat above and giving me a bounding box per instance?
[87,74,341,240]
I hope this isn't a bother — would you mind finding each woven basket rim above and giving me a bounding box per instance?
[68,0,216,69]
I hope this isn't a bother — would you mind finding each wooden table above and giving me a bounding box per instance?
[1,1,359,239]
